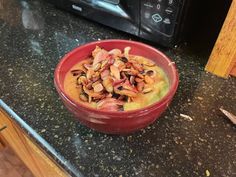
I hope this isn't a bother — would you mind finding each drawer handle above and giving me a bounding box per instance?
[0,125,7,132]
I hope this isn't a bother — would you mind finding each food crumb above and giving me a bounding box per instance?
[197,96,203,100]
[40,129,46,133]
[206,169,210,176]
[180,114,193,121]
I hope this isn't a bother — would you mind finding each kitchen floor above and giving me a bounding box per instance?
[0,147,34,177]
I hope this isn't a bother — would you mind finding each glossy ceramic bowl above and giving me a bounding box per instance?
[54,39,179,134]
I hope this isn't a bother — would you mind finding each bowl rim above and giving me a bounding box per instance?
[54,39,179,115]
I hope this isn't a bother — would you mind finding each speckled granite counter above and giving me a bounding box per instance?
[0,0,236,177]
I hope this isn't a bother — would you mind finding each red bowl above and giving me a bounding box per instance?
[54,39,179,134]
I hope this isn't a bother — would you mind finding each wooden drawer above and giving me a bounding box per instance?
[0,109,69,177]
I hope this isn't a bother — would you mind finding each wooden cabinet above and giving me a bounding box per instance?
[205,0,236,78]
[0,109,69,177]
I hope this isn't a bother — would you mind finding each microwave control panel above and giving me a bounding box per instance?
[140,0,180,37]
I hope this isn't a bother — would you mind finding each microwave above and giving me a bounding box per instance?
[49,0,192,47]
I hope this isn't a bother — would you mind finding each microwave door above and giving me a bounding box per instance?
[65,0,140,35]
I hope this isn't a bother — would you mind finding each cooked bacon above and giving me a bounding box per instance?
[93,49,109,67]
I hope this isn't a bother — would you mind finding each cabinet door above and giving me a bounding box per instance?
[0,109,69,177]
[0,110,40,175]
[22,130,69,177]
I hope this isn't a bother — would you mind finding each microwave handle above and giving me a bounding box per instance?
[80,0,130,19]
[102,0,120,4]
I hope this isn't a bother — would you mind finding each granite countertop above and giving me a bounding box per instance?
[0,0,236,177]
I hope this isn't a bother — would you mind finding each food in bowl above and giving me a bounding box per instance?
[54,39,179,134]
[64,46,169,111]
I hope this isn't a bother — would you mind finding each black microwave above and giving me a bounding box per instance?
[49,0,192,47]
